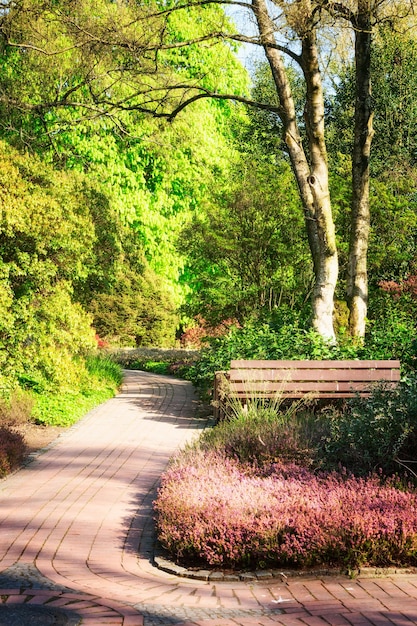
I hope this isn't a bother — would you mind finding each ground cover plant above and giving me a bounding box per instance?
[154,378,417,572]
[155,450,417,570]
[30,354,123,427]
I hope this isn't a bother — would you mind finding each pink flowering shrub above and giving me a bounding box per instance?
[379,275,417,298]
[180,317,240,349]
[155,450,417,570]
[95,333,109,349]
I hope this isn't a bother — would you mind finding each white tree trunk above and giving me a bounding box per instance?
[252,0,338,342]
[348,3,374,339]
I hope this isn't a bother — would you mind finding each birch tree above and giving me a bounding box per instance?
[1,0,415,340]
[322,0,414,337]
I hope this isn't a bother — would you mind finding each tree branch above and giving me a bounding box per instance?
[134,0,253,21]
[89,84,284,120]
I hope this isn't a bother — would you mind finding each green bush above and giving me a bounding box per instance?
[361,302,417,370]
[186,318,352,396]
[201,373,417,481]
[187,311,417,398]
[322,377,417,477]
[30,352,123,427]
[89,267,179,348]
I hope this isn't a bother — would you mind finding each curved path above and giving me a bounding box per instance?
[1,370,417,626]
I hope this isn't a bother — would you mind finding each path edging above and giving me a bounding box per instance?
[154,551,417,582]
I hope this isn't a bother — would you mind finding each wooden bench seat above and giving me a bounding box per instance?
[213,359,401,420]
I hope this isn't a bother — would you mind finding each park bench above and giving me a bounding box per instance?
[213,359,401,420]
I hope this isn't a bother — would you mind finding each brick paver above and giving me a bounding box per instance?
[1,370,417,625]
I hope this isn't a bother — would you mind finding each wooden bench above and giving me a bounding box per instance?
[213,359,401,420]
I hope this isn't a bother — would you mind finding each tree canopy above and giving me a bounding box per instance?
[0,0,417,398]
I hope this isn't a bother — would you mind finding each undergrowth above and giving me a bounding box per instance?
[30,354,123,427]
[0,353,123,440]
[0,427,26,477]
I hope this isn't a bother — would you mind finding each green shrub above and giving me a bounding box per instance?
[187,311,417,398]
[361,303,417,370]
[30,352,123,427]
[187,319,353,396]
[89,267,179,347]
[15,283,97,394]
[322,377,417,477]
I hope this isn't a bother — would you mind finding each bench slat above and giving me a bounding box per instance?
[231,359,401,370]
[230,381,397,394]
[229,368,400,382]
[214,359,401,420]
[232,392,375,399]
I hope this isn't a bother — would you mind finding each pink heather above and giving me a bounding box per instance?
[154,450,417,569]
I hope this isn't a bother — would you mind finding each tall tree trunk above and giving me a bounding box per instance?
[348,3,374,339]
[252,0,338,341]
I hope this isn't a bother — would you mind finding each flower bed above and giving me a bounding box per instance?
[154,451,417,570]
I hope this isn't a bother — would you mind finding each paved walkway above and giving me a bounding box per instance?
[1,370,417,626]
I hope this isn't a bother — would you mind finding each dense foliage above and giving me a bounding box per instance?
[155,447,417,571]
[0,0,247,404]
[179,155,311,325]
[186,311,417,397]
[1,0,417,485]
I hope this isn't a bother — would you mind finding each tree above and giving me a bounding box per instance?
[89,266,179,347]
[0,0,247,308]
[328,22,417,311]
[179,155,311,324]
[0,140,98,392]
[1,0,415,340]
[347,1,374,339]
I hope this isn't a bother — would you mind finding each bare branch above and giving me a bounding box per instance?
[3,39,88,56]
[132,0,253,21]
[87,84,284,120]
[229,32,302,63]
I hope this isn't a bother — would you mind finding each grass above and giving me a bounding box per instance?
[30,354,123,427]
[31,387,116,427]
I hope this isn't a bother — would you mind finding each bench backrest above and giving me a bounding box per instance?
[227,359,401,399]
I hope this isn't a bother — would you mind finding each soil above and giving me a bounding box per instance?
[16,422,67,460]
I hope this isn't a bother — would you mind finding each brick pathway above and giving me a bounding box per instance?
[1,370,417,626]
